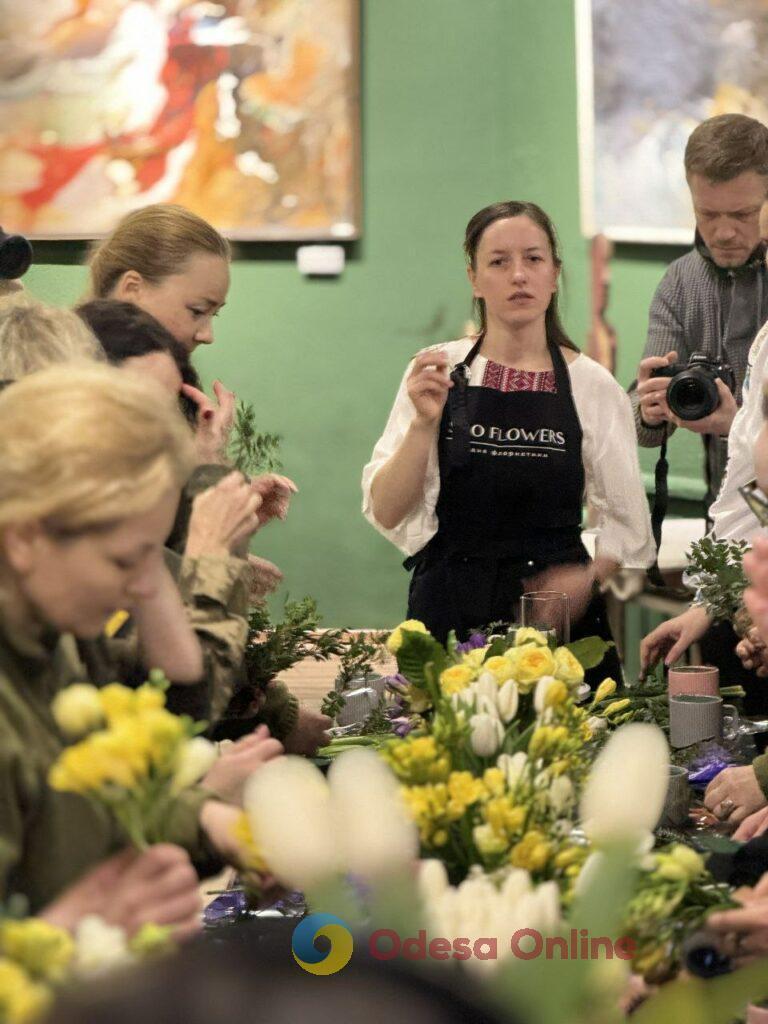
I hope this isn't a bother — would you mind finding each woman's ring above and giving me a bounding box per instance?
[718,798,736,818]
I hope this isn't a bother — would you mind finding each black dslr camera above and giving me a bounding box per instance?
[0,227,32,281]
[650,351,735,421]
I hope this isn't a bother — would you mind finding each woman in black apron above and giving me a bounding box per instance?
[367,201,631,686]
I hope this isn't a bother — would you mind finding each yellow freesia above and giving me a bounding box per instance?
[50,684,104,739]
[0,920,73,983]
[592,678,617,705]
[0,959,51,1024]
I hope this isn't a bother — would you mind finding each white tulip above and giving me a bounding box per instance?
[329,748,418,878]
[418,859,449,904]
[475,671,498,693]
[533,675,558,713]
[475,693,498,717]
[548,774,574,814]
[579,723,669,844]
[497,751,528,787]
[244,756,340,888]
[170,737,219,794]
[470,713,503,757]
[496,680,519,723]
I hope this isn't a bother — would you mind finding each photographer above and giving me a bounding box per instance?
[634,115,768,694]
[631,114,768,510]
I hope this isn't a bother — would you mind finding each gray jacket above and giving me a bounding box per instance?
[629,237,768,509]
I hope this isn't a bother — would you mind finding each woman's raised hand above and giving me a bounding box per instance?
[182,380,236,465]
[203,726,284,806]
[406,350,453,428]
[185,471,263,559]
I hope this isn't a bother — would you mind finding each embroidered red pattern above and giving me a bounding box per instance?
[481,359,557,393]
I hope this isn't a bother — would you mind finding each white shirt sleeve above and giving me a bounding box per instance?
[709,320,768,543]
[571,356,656,568]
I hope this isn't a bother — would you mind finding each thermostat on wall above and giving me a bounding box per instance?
[296,245,345,277]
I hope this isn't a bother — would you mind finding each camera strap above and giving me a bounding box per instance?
[647,435,668,587]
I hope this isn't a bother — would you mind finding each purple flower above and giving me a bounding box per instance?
[383,673,410,695]
[456,632,487,654]
[391,716,414,737]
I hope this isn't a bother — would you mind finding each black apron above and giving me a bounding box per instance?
[406,337,620,686]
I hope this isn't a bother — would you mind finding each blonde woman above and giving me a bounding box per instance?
[0,364,246,925]
[0,293,104,378]
[87,203,234,460]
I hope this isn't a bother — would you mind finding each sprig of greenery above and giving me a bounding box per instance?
[227,400,283,476]
[686,536,749,622]
[243,597,346,691]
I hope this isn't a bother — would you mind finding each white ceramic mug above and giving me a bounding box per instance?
[669,694,739,749]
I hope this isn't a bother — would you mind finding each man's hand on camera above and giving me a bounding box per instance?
[668,378,738,436]
[636,351,676,427]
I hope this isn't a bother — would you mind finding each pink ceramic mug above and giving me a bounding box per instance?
[668,665,719,698]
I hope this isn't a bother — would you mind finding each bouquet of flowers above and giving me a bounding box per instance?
[48,675,218,848]
[371,621,621,886]
[0,913,172,1023]
[622,843,735,981]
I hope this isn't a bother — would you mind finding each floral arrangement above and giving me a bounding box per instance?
[48,676,218,847]
[241,733,768,1024]
[372,621,620,886]
[622,844,735,981]
[0,914,172,1023]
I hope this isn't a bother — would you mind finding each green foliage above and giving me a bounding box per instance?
[227,400,283,477]
[686,536,749,622]
[566,636,613,670]
[243,597,346,693]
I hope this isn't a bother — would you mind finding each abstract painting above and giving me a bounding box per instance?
[0,0,360,239]
[577,0,768,243]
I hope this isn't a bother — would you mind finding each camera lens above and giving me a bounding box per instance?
[667,369,719,420]
[0,231,32,280]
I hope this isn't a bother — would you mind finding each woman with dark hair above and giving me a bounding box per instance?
[77,298,209,434]
[363,201,654,680]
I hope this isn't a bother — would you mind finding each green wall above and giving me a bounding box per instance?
[22,0,705,628]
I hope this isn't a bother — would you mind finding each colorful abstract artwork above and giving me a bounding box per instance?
[577,0,768,243]
[0,0,359,239]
